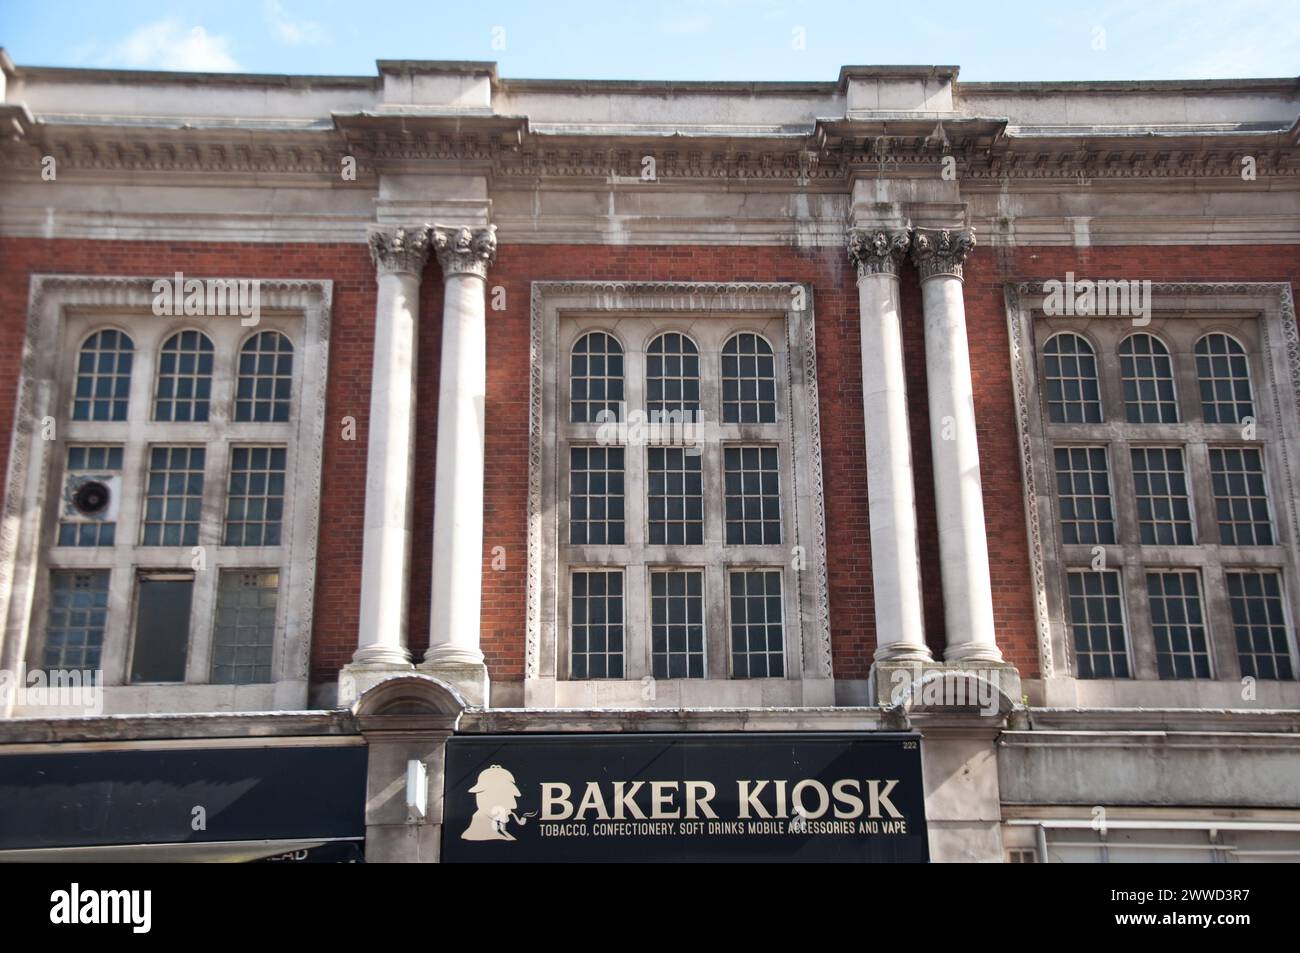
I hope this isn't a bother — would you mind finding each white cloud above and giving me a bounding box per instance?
[107,19,241,72]
[264,0,324,46]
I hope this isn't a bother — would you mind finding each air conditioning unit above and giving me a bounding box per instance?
[61,472,122,524]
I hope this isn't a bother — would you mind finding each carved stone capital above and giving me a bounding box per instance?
[847,228,911,279]
[909,227,977,281]
[431,224,497,279]
[368,226,432,277]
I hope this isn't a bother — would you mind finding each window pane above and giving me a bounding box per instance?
[1146,571,1212,679]
[650,569,705,678]
[1226,571,1294,680]
[724,445,782,544]
[234,331,294,423]
[569,446,624,546]
[570,570,624,679]
[1119,334,1179,423]
[647,447,703,545]
[72,330,134,422]
[1209,447,1274,545]
[570,331,624,423]
[57,445,122,548]
[730,570,784,678]
[1042,333,1102,423]
[1066,570,1130,678]
[1196,333,1254,424]
[1053,446,1115,545]
[1131,447,1194,545]
[154,330,214,422]
[43,570,110,671]
[721,333,777,424]
[224,445,287,546]
[130,576,193,683]
[212,570,279,684]
[646,332,701,417]
[142,446,205,546]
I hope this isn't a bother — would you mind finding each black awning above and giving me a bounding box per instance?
[0,743,367,851]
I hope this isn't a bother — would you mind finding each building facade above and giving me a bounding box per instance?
[0,52,1298,862]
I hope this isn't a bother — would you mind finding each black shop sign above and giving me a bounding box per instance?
[442,732,928,862]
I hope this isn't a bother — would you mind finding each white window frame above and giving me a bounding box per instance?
[1006,282,1300,706]
[527,282,832,707]
[0,275,331,714]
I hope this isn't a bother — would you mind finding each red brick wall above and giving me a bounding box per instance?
[0,238,377,686]
[2,238,1297,690]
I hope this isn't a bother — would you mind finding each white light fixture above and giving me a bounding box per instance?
[406,759,427,824]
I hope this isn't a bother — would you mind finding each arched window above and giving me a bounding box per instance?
[72,329,134,421]
[1119,333,1178,423]
[235,331,294,422]
[721,333,777,424]
[1042,332,1102,423]
[1195,333,1255,423]
[155,330,214,422]
[646,332,700,417]
[570,331,624,423]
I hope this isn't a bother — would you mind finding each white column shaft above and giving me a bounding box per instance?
[355,268,420,665]
[920,274,1002,662]
[425,273,488,664]
[858,273,931,661]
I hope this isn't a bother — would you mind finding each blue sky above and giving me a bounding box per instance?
[1,0,1298,81]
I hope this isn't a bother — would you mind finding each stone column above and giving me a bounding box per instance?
[910,227,1002,663]
[420,225,497,703]
[353,226,431,667]
[848,229,932,662]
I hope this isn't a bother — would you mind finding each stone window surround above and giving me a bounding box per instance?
[1007,282,1300,708]
[0,275,331,715]
[528,282,833,708]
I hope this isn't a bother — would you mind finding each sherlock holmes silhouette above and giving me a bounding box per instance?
[462,764,530,841]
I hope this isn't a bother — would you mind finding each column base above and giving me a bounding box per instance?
[943,641,1005,665]
[874,642,935,664]
[417,656,490,708]
[350,644,413,667]
[868,659,1022,715]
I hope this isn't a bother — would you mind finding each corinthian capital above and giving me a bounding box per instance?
[847,228,911,279]
[368,225,432,276]
[909,227,977,281]
[431,224,497,279]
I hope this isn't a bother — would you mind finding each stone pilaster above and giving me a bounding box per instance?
[420,224,498,705]
[848,227,932,663]
[909,226,1003,664]
[351,225,431,669]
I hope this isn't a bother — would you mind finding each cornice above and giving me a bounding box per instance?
[1,117,1294,182]
[0,127,346,175]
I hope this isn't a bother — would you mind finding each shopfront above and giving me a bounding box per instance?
[0,735,367,862]
[441,732,928,862]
